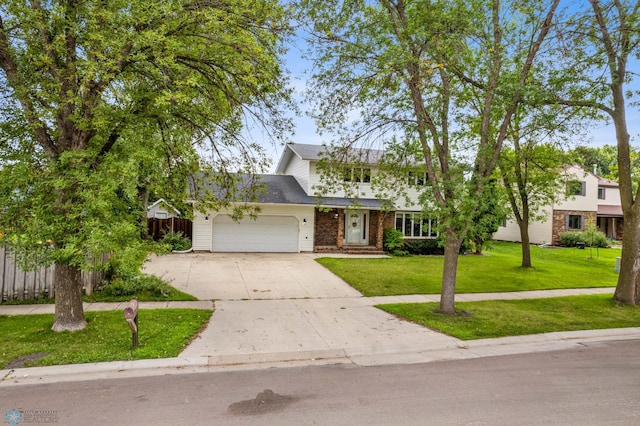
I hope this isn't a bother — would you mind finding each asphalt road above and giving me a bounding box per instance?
[2,339,639,426]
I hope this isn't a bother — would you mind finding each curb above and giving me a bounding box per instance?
[2,328,639,388]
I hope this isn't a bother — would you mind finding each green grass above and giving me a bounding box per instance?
[378,294,640,340]
[0,309,211,369]
[317,241,620,296]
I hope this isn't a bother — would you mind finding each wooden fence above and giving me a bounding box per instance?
[0,247,105,302]
[147,217,193,241]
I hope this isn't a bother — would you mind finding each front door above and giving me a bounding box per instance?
[345,210,368,245]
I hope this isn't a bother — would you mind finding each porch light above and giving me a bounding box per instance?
[303,218,307,224]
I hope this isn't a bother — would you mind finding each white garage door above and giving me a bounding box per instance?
[212,215,299,252]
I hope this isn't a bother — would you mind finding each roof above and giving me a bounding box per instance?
[194,173,385,209]
[275,143,385,174]
[597,177,619,188]
[147,198,180,215]
[598,205,624,217]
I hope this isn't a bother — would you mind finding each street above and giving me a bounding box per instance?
[2,339,639,425]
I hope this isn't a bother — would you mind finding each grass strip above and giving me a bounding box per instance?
[378,294,640,340]
[0,309,211,369]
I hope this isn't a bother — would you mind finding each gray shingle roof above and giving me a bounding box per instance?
[287,143,384,163]
[194,173,384,208]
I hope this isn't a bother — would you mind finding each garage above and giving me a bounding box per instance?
[212,215,300,252]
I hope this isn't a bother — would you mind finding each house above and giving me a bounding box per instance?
[147,198,181,219]
[191,143,431,253]
[493,164,623,245]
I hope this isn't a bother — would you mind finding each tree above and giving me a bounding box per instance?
[299,0,560,314]
[549,0,640,304]
[0,0,291,330]
[497,104,572,267]
[301,0,558,314]
[467,177,507,255]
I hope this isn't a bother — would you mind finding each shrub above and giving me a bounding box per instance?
[383,228,408,256]
[559,230,609,248]
[102,274,174,298]
[404,238,444,255]
[160,230,192,252]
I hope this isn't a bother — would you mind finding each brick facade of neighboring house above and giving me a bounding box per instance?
[494,164,624,246]
[551,210,597,245]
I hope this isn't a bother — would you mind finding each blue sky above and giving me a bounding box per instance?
[261,22,640,172]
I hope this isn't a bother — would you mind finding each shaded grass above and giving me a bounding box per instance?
[0,309,211,369]
[378,294,640,340]
[317,241,620,296]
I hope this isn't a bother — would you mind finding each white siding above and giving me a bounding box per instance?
[309,162,382,199]
[493,206,554,245]
[192,211,212,251]
[283,156,311,194]
[598,185,621,206]
[556,165,598,212]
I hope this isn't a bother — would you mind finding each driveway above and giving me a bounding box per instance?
[143,252,363,300]
[143,252,460,365]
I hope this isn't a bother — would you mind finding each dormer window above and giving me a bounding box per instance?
[343,167,371,183]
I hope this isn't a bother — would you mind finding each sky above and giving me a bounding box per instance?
[259,28,640,173]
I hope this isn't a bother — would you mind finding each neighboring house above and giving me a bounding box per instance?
[147,198,181,219]
[493,164,623,245]
[191,143,431,253]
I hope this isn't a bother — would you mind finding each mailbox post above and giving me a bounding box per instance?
[123,297,139,348]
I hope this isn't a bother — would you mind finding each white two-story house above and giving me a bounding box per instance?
[190,143,431,253]
[493,164,623,245]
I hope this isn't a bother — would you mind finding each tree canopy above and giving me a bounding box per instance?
[0,0,292,330]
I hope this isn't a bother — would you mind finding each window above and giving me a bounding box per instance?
[408,171,428,186]
[598,187,606,200]
[344,167,371,183]
[567,180,586,196]
[395,212,438,238]
[567,214,583,230]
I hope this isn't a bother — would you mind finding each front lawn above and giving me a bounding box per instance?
[317,241,620,296]
[378,294,640,340]
[0,309,211,369]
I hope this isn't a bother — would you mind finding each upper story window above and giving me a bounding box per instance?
[408,171,429,186]
[598,187,606,200]
[344,167,371,183]
[567,180,586,196]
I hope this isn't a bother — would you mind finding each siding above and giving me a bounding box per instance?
[283,156,311,194]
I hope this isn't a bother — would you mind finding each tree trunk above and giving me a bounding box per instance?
[439,228,463,314]
[614,207,640,305]
[52,263,87,332]
[519,205,532,268]
[520,229,532,268]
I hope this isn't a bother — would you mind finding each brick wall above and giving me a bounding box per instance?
[314,208,340,246]
[552,209,597,245]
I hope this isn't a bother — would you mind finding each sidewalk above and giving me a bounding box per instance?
[2,287,639,387]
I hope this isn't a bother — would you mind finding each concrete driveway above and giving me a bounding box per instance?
[143,252,460,365]
[143,252,363,300]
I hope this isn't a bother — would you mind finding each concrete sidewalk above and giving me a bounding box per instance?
[1,251,637,387]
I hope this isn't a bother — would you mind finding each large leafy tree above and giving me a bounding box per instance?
[0,0,290,330]
[299,0,560,314]
[548,0,640,304]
